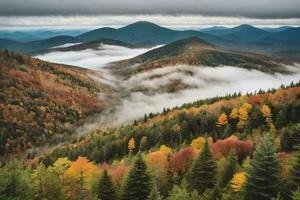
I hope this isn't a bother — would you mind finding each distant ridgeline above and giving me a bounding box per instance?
[42,81,300,165]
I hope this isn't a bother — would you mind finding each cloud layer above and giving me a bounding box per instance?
[2,16,300,28]
[114,65,300,123]
[1,0,300,19]
[37,44,160,69]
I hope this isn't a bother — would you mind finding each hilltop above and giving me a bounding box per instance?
[110,37,292,77]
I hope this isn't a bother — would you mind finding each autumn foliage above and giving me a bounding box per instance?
[211,135,253,160]
[170,147,197,174]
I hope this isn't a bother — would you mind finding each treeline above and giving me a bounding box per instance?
[41,83,300,166]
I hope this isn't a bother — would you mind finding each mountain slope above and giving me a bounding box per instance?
[0,50,113,156]
[110,37,292,77]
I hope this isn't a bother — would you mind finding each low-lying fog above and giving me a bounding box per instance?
[37,44,161,69]
[37,44,300,129]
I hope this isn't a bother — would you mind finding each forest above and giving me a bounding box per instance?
[0,50,111,156]
[0,81,300,200]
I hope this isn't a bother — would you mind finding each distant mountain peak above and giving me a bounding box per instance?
[119,21,167,31]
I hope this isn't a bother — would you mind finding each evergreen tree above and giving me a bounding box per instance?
[290,188,300,200]
[0,159,31,200]
[122,154,152,200]
[190,139,216,193]
[289,149,300,191]
[244,133,281,200]
[147,184,163,200]
[219,150,238,188]
[98,169,118,200]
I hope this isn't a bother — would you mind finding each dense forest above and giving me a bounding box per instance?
[1,81,300,200]
[0,50,112,156]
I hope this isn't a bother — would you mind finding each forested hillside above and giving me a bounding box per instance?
[0,50,112,157]
[1,82,300,200]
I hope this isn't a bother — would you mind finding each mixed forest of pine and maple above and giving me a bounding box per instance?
[1,53,300,200]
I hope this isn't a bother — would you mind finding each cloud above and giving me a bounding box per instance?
[113,65,300,123]
[37,44,161,70]
[1,15,300,28]
[1,0,300,19]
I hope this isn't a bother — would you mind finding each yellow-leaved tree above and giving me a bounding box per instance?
[128,138,136,152]
[237,103,253,130]
[159,144,172,155]
[216,113,228,127]
[191,136,213,150]
[261,104,276,134]
[64,157,99,200]
[231,172,246,192]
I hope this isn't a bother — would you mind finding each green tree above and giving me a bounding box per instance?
[97,169,118,200]
[219,151,238,188]
[0,159,32,200]
[244,133,281,200]
[147,184,163,200]
[291,188,300,200]
[289,149,300,192]
[190,139,216,193]
[166,180,190,200]
[122,154,152,200]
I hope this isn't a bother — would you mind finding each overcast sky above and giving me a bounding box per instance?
[1,0,300,27]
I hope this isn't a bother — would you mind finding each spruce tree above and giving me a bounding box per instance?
[147,184,163,200]
[219,150,238,188]
[190,139,216,193]
[122,153,152,200]
[289,149,300,191]
[291,188,300,200]
[98,169,118,200]
[244,133,281,200]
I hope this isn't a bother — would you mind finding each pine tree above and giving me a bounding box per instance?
[147,184,163,200]
[290,188,300,200]
[122,153,152,200]
[190,139,216,193]
[219,150,238,188]
[289,149,300,191]
[98,169,118,200]
[244,133,281,200]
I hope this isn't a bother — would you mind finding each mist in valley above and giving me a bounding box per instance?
[37,45,300,132]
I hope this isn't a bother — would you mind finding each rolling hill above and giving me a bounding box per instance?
[0,50,113,157]
[110,37,292,77]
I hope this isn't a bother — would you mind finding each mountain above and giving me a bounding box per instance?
[1,22,300,56]
[77,21,226,47]
[0,35,82,53]
[204,24,270,41]
[0,29,88,42]
[200,26,229,32]
[270,27,300,42]
[0,50,113,156]
[262,26,292,32]
[110,37,291,77]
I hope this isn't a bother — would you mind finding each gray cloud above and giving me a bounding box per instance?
[1,0,300,18]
